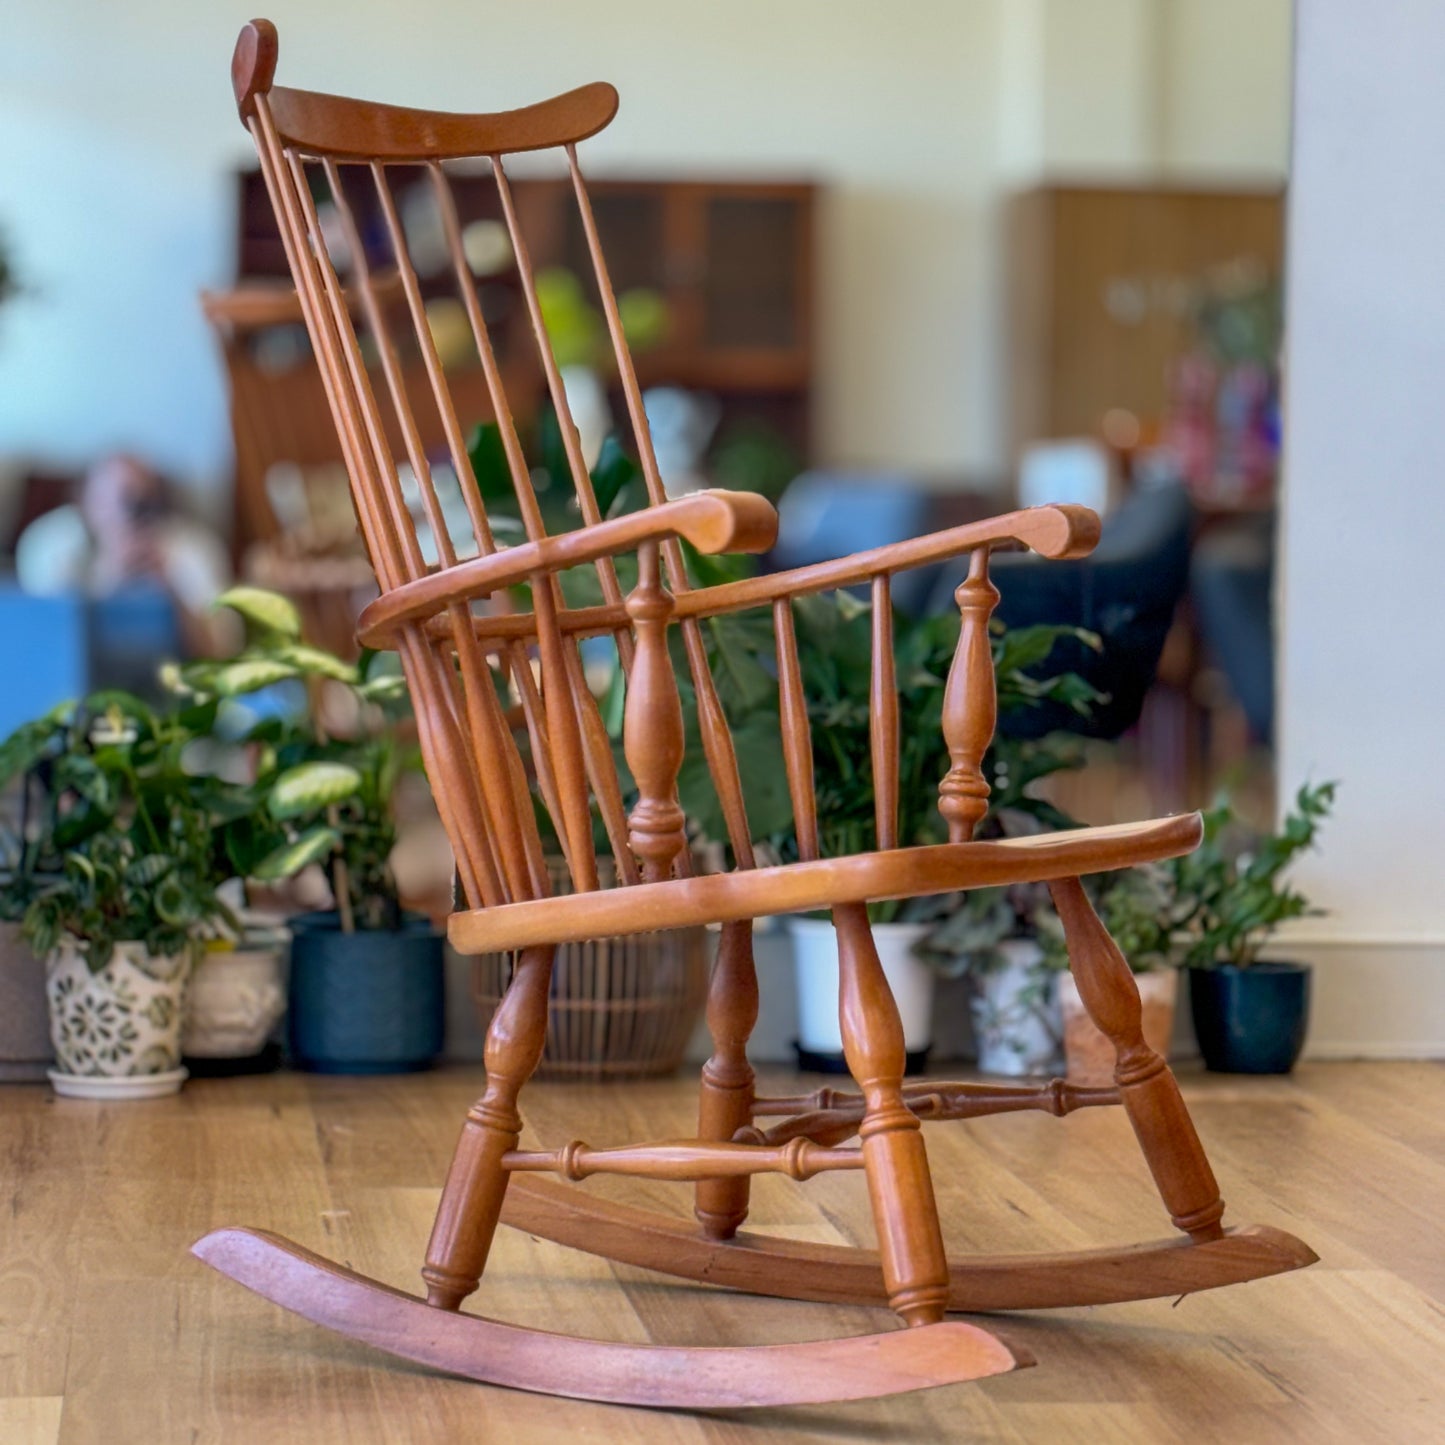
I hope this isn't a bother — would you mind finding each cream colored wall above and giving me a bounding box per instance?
[0,1,1291,499]
[1276,0,1445,1057]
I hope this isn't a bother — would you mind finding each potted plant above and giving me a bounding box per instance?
[0,728,60,1081]
[667,579,1099,1073]
[170,587,444,1075]
[919,881,1061,1075]
[1051,864,1181,1085]
[0,694,237,1098]
[1173,782,1336,1074]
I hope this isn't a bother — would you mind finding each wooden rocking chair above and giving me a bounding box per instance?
[195,20,1316,1410]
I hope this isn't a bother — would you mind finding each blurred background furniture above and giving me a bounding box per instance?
[1007,184,1284,458]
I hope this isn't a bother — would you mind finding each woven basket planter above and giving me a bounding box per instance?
[471,859,708,1080]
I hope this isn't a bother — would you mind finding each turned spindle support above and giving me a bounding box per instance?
[695,919,760,1239]
[834,902,951,1328]
[623,540,688,881]
[1050,876,1226,1243]
[938,546,1000,843]
[422,944,555,1310]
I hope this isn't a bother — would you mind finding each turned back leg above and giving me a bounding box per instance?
[833,903,951,1327]
[1050,877,1225,1242]
[695,920,760,1240]
[423,943,554,1310]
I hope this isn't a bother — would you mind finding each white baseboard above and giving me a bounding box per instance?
[1261,935,1445,1060]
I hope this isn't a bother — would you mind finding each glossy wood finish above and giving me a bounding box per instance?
[502,1137,864,1182]
[834,902,952,1327]
[193,1228,1024,1408]
[746,1077,1121,1149]
[18,1067,1423,1441]
[222,21,1311,1410]
[1049,877,1226,1242]
[694,919,760,1240]
[421,945,555,1311]
[449,814,1205,952]
[939,546,1000,843]
[500,1177,1316,1312]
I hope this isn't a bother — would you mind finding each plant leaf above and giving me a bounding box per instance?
[214,586,302,639]
[267,761,362,819]
[251,826,341,881]
[212,659,300,696]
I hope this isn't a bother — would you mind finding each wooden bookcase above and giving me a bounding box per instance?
[224,167,816,554]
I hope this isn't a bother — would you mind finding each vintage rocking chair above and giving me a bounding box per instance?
[195,20,1316,1410]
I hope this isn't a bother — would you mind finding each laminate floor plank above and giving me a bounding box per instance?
[1,1062,1441,1442]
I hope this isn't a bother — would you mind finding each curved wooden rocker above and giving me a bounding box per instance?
[205,21,1317,1410]
[497,1176,1317,1313]
[191,1227,1027,1408]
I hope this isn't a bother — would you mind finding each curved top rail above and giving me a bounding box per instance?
[232,21,618,159]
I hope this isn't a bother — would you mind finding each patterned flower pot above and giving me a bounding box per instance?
[45,940,190,1098]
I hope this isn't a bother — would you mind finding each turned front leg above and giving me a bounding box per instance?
[833,903,950,1327]
[423,944,554,1309]
[695,920,760,1240]
[1049,877,1225,1242]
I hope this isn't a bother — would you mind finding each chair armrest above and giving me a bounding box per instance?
[355,489,777,647]
[672,503,1100,621]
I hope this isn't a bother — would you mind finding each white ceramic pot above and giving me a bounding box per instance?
[45,940,190,1097]
[182,946,286,1060]
[1058,967,1178,1086]
[791,917,935,1061]
[969,938,1061,1077]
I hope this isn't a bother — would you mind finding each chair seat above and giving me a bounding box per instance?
[447,812,1203,954]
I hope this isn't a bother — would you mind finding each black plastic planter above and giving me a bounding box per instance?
[1188,961,1311,1075]
[288,911,445,1074]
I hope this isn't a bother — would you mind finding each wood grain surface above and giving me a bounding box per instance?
[3,1063,1443,1441]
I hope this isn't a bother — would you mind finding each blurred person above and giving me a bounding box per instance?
[16,453,233,655]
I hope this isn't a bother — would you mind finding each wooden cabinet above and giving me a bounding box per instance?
[1007,185,1284,458]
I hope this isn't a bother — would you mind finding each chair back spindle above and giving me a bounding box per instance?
[232,20,1029,914]
[938,547,1000,843]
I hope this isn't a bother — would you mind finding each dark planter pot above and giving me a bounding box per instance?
[288,911,444,1074]
[0,921,53,1081]
[1188,961,1311,1075]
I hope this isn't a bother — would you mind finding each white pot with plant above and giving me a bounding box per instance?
[791,912,936,1071]
[0,697,239,1099]
[181,923,288,1070]
[921,883,1061,1077]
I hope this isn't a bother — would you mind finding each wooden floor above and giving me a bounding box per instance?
[2,1061,1443,1443]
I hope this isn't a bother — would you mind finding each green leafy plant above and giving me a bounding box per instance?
[166,587,418,933]
[0,693,237,974]
[652,581,1103,923]
[1169,781,1336,969]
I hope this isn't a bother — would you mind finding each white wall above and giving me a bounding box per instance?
[0,0,1009,494]
[1277,0,1445,1056]
[0,0,1291,506]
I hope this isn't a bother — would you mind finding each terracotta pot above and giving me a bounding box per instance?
[1057,968,1178,1086]
[45,940,190,1098]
